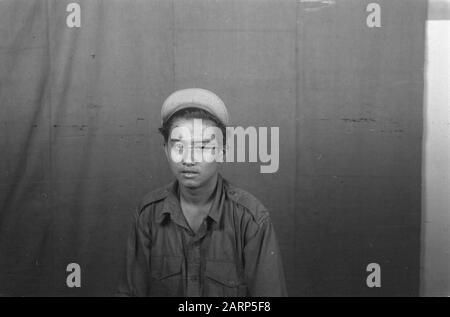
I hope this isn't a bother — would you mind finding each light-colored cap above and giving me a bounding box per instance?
[161,88,229,126]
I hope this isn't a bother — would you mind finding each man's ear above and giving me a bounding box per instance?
[163,142,170,159]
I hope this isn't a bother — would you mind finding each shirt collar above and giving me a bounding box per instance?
[156,173,225,225]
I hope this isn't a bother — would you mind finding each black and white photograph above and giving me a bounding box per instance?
[0,0,448,300]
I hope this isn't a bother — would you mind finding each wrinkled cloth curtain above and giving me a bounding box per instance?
[0,0,427,296]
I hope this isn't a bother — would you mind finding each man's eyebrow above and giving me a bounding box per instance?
[194,138,213,144]
[169,137,215,143]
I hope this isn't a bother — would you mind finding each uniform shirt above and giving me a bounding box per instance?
[117,174,287,297]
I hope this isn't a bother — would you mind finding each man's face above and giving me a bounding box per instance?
[164,117,223,189]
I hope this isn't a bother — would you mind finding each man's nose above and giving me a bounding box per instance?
[181,146,199,165]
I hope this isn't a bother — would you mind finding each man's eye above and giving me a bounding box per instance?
[200,145,215,150]
[174,143,184,151]
[192,145,206,150]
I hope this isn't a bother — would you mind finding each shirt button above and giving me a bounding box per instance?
[190,275,198,282]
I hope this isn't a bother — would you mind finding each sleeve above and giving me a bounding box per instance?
[116,208,152,297]
[243,215,288,297]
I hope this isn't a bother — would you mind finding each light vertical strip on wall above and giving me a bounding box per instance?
[421,0,450,297]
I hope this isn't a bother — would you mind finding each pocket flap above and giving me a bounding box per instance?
[151,256,182,280]
[205,260,241,287]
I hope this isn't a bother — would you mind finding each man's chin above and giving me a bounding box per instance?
[178,177,201,189]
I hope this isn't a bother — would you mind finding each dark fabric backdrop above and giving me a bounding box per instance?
[0,0,427,296]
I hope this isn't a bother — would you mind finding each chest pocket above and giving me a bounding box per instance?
[149,255,183,297]
[205,260,247,297]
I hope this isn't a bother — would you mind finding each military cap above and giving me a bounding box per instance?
[161,88,229,126]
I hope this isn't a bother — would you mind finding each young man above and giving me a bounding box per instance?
[117,88,287,296]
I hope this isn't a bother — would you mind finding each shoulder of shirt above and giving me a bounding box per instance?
[225,183,269,225]
[137,183,172,213]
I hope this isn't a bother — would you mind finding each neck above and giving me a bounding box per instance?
[179,173,218,206]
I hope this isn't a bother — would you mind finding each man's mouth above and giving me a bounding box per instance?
[181,170,199,178]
